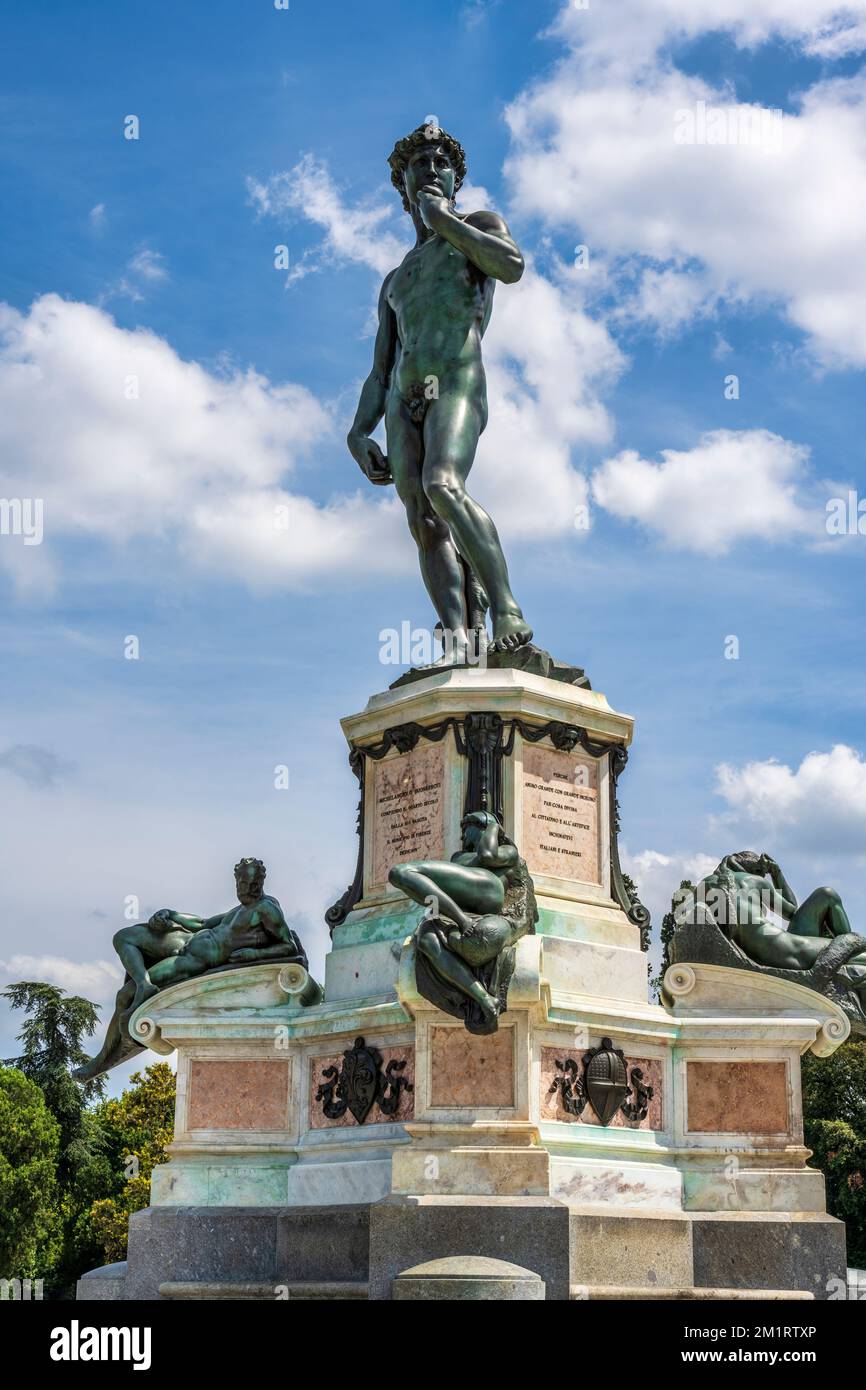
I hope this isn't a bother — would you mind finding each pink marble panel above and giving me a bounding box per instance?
[187,1059,290,1131]
[522,743,600,884]
[686,1061,789,1134]
[370,743,446,887]
[430,1026,515,1108]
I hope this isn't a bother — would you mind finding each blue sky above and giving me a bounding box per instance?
[3,0,866,1089]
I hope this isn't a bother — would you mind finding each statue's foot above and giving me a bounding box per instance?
[131,979,159,1009]
[477,991,500,1028]
[420,627,478,671]
[72,1059,100,1081]
[490,612,532,653]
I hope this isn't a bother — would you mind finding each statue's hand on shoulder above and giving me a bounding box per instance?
[347,432,392,487]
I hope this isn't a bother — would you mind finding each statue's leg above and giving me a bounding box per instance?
[389,861,505,930]
[733,921,825,970]
[73,978,137,1080]
[113,925,163,1006]
[147,953,201,988]
[790,887,853,939]
[417,925,498,1024]
[113,927,152,984]
[386,397,466,641]
[147,930,223,987]
[422,372,532,653]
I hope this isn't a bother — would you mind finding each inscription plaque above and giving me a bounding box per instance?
[370,741,446,889]
[522,742,601,884]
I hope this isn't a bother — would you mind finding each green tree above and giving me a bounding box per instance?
[802,1040,866,1268]
[0,1067,61,1279]
[89,1063,176,1263]
[2,982,111,1295]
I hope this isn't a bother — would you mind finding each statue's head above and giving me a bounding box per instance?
[388,121,467,214]
[234,857,266,905]
[461,809,500,850]
[720,850,766,875]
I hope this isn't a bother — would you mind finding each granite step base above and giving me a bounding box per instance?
[76,1200,848,1301]
[159,1280,368,1300]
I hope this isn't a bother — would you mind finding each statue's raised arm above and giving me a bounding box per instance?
[348,123,533,668]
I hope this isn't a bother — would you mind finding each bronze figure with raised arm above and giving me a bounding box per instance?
[348,123,531,665]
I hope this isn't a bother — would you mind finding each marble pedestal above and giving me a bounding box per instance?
[78,668,850,1300]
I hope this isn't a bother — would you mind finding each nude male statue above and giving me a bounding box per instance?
[144,857,306,990]
[74,858,307,1080]
[348,123,532,663]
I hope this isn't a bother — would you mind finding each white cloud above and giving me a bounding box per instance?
[0,955,122,1004]
[474,258,623,535]
[549,0,866,72]
[89,203,106,232]
[504,3,866,365]
[807,15,866,58]
[128,248,167,282]
[247,155,407,280]
[623,846,718,928]
[0,294,407,594]
[100,247,170,305]
[461,0,502,29]
[614,263,720,337]
[713,744,866,856]
[624,746,866,938]
[591,428,820,553]
[456,179,496,214]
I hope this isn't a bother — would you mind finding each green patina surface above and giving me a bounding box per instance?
[333,906,423,949]
[536,906,616,941]
[334,901,622,950]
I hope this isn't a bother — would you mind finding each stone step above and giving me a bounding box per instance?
[575,1285,815,1301]
[159,1281,369,1301]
